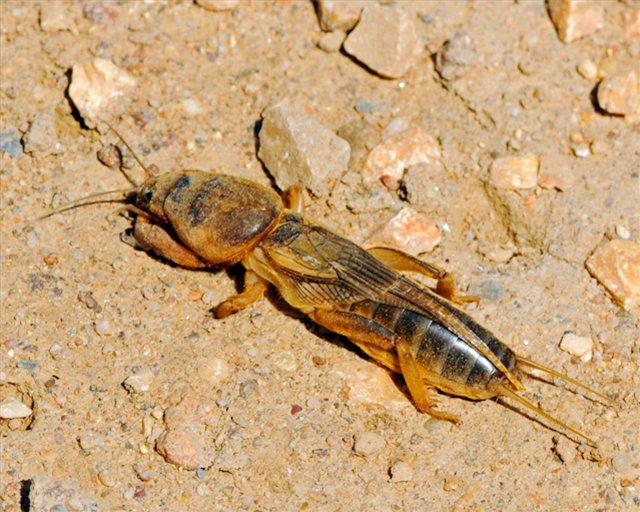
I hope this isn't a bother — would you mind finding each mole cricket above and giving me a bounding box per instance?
[42,125,613,446]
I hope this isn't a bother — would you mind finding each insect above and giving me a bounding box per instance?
[44,127,611,446]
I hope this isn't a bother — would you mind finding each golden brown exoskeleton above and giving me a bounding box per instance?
[44,136,611,446]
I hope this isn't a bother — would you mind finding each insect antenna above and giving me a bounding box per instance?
[494,383,597,447]
[517,356,614,406]
[33,187,136,222]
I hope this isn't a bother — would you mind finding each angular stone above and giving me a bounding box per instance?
[316,0,367,32]
[317,29,346,53]
[353,431,385,457]
[489,154,539,190]
[23,110,64,156]
[0,397,33,419]
[435,32,478,81]
[122,369,154,394]
[548,0,604,43]
[597,68,640,118]
[195,0,239,11]
[364,127,440,187]
[343,4,420,79]
[559,333,594,362]
[365,207,441,256]
[68,58,136,127]
[258,102,350,196]
[586,240,640,310]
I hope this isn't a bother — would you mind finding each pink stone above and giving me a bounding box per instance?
[548,0,604,43]
[489,154,539,190]
[365,207,441,256]
[586,240,640,310]
[364,127,440,187]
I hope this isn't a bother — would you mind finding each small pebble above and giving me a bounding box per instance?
[554,435,577,464]
[615,225,631,240]
[364,127,440,187]
[156,429,213,471]
[597,68,640,119]
[355,101,378,114]
[548,0,604,43]
[122,369,154,394]
[258,102,350,196]
[435,32,478,81]
[317,30,346,53]
[195,0,239,11]
[275,351,298,372]
[316,0,366,32]
[365,207,441,255]
[586,240,640,310]
[353,431,385,457]
[94,319,111,336]
[0,397,32,419]
[468,278,504,302]
[134,464,153,482]
[577,59,598,80]
[443,475,463,492]
[389,461,413,483]
[68,58,136,127]
[0,128,23,158]
[589,139,610,156]
[489,154,539,189]
[97,469,115,488]
[343,4,420,79]
[23,110,64,156]
[559,333,594,362]
[78,433,102,451]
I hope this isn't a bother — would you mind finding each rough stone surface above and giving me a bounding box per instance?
[343,4,420,79]
[156,394,220,470]
[364,127,441,187]
[68,58,136,127]
[353,431,385,457]
[389,461,414,483]
[364,207,442,255]
[489,154,539,189]
[586,240,640,310]
[258,102,350,196]
[559,332,594,361]
[195,0,239,11]
[23,110,63,155]
[435,32,478,81]
[0,128,23,158]
[548,0,604,43]
[28,475,104,512]
[0,396,33,419]
[597,68,640,120]
[316,0,367,32]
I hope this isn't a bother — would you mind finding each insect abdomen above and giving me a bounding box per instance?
[351,300,518,399]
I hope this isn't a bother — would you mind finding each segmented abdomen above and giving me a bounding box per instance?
[350,300,518,398]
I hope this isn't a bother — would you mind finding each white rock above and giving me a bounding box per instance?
[123,369,154,394]
[489,154,539,189]
[559,333,594,361]
[68,58,136,127]
[0,396,33,419]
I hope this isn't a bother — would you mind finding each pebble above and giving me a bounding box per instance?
[586,240,640,310]
[317,30,346,53]
[364,127,441,187]
[78,433,103,451]
[195,0,239,11]
[548,0,604,43]
[97,143,121,168]
[612,451,640,478]
[39,2,78,34]
[365,207,442,255]
[196,357,230,389]
[122,369,154,394]
[435,32,478,81]
[93,319,112,335]
[576,59,598,80]
[156,394,219,470]
[68,58,136,127]
[331,359,410,411]
[22,112,65,156]
[336,119,381,172]
[489,154,539,190]
[559,333,594,362]
[616,225,631,240]
[0,396,32,419]
[589,139,610,156]
[389,460,413,483]
[353,431,385,457]
[442,475,463,492]
[258,102,350,196]
[554,435,577,464]
[0,128,23,158]
[275,350,298,372]
[343,4,420,79]
[597,68,640,120]
[316,0,367,32]
[97,469,115,488]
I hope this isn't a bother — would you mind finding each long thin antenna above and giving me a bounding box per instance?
[33,188,135,222]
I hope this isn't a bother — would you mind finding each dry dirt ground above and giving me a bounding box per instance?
[1,1,639,511]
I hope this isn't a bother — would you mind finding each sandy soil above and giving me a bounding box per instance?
[1,1,639,511]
